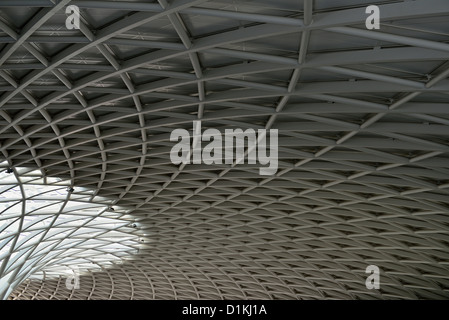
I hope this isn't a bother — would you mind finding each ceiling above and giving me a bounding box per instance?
[1,0,449,299]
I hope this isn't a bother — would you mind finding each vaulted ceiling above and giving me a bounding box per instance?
[1,0,449,299]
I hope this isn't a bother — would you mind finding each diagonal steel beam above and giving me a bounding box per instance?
[0,0,72,67]
[0,0,208,109]
[327,26,449,53]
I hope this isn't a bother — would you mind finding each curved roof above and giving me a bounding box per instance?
[1,0,449,299]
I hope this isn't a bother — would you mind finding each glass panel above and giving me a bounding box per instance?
[0,167,142,283]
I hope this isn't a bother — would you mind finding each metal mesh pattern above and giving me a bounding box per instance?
[0,164,142,299]
[1,0,449,299]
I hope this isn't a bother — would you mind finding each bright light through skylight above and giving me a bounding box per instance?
[0,163,143,285]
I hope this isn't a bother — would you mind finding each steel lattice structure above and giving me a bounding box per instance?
[0,0,449,299]
[0,164,143,299]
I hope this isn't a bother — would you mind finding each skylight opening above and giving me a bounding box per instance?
[0,162,145,298]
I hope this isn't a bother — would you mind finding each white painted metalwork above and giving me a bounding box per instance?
[0,0,448,299]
